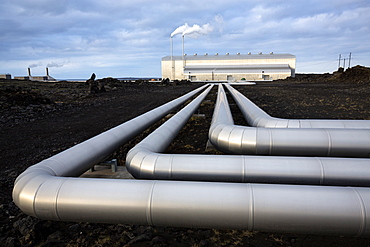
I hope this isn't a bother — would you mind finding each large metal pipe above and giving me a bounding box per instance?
[224,83,370,129]
[12,84,370,237]
[12,174,370,236]
[13,84,210,216]
[127,84,370,186]
[126,85,213,176]
[127,150,370,186]
[209,85,370,157]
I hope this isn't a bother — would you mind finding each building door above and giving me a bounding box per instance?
[190,76,197,81]
[227,75,234,81]
[263,74,270,80]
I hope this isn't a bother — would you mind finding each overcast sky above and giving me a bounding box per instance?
[1,0,369,79]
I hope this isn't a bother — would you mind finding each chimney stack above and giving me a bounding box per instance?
[28,68,31,77]
[46,67,49,77]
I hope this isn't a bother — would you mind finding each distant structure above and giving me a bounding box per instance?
[14,67,56,81]
[161,52,296,81]
[0,74,11,79]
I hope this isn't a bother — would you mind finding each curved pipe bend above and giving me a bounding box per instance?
[124,84,370,236]
[127,146,370,186]
[11,83,370,236]
[210,85,370,157]
[127,84,370,186]
[12,172,370,236]
[224,83,370,129]
[126,85,213,174]
[13,84,210,219]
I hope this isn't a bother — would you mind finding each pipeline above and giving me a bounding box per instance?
[127,84,370,186]
[126,85,213,176]
[12,83,370,237]
[127,152,370,186]
[224,83,370,129]
[209,84,370,157]
[11,176,370,236]
[13,84,210,217]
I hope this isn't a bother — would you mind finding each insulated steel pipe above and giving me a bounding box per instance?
[224,83,370,129]
[210,85,370,157]
[12,83,370,236]
[127,84,370,186]
[127,142,370,186]
[126,85,213,176]
[11,177,370,236]
[13,84,210,217]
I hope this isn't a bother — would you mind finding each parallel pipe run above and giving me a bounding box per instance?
[126,83,370,186]
[11,83,370,236]
[224,83,370,129]
[126,85,213,177]
[209,84,370,157]
[13,84,210,217]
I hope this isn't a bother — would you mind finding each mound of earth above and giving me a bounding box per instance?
[337,65,370,84]
[280,65,370,84]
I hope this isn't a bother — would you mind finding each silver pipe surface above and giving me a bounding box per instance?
[224,83,370,129]
[13,84,210,217]
[126,85,213,176]
[12,176,370,236]
[127,151,370,186]
[210,85,370,157]
[12,83,370,237]
[127,84,370,186]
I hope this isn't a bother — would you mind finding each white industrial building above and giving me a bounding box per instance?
[161,53,296,81]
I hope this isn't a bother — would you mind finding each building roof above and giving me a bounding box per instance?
[162,53,295,61]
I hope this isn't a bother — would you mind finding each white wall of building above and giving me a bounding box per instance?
[161,53,296,81]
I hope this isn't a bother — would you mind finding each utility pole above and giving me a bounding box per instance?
[338,54,342,69]
[343,58,346,69]
[348,52,352,68]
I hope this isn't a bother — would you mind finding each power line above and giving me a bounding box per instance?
[298,59,337,69]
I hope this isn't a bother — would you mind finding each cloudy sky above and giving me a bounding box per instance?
[1,0,369,79]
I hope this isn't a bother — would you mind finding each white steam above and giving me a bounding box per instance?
[47,61,65,68]
[28,62,43,68]
[28,60,68,68]
[171,22,214,38]
[170,16,224,56]
[182,23,213,38]
[171,23,190,37]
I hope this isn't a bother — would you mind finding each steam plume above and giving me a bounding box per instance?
[28,62,42,68]
[47,61,65,68]
[182,23,213,38]
[171,23,213,38]
[171,23,190,37]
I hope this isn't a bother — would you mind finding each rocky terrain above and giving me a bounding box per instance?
[1,66,370,246]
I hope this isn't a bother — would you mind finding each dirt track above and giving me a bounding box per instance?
[1,67,370,246]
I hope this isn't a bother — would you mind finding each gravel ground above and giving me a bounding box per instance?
[1,66,370,246]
